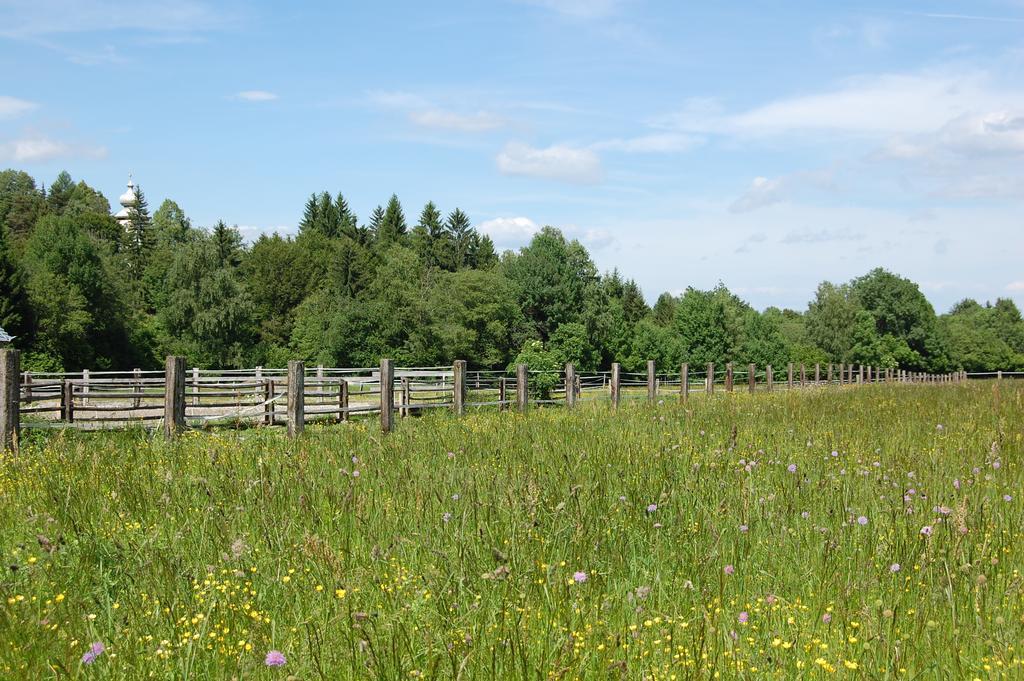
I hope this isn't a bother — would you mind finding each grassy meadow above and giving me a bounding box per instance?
[1,382,1022,679]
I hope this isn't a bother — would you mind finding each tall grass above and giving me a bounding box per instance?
[1,383,1022,679]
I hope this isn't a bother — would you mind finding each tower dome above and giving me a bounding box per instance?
[114,175,137,225]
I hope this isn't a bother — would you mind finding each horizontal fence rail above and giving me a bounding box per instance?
[0,348,1000,450]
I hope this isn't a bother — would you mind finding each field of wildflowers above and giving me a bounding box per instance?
[1,382,1022,679]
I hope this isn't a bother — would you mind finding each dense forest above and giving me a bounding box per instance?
[1,168,1022,374]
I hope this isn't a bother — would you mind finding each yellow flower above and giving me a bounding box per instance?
[336,589,347,599]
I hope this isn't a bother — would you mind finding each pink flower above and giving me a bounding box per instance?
[81,642,105,665]
[822,613,832,624]
[724,564,735,575]
[265,650,286,667]
[787,463,797,473]
[738,611,748,624]
[573,571,587,583]
[890,563,900,572]
[920,525,933,537]
[857,516,868,526]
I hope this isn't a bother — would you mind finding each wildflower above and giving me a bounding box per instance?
[822,613,832,624]
[936,424,944,431]
[646,503,657,513]
[787,463,797,473]
[446,451,455,460]
[352,470,360,478]
[81,642,105,665]
[830,450,839,458]
[1004,494,1012,502]
[739,524,748,533]
[724,564,734,575]
[351,455,358,464]
[265,650,286,667]
[738,611,748,624]
[953,478,961,490]
[993,460,1001,469]
[442,512,452,523]
[890,563,900,572]
[801,511,810,519]
[857,516,868,526]
[573,571,587,584]
[451,494,459,501]
[920,525,933,537]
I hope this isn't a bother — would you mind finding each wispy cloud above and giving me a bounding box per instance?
[0,96,36,118]
[408,109,504,133]
[236,90,278,102]
[521,0,623,19]
[0,135,107,163]
[476,216,541,247]
[592,132,702,153]
[781,228,864,244]
[911,12,1024,24]
[1007,281,1024,292]
[0,0,230,38]
[730,168,837,213]
[496,142,603,184]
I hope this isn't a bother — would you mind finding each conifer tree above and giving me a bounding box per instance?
[298,193,320,235]
[212,220,243,268]
[123,185,153,279]
[334,192,358,239]
[445,208,472,269]
[368,205,385,239]
[47,171,75,214]
[378,194,407,245]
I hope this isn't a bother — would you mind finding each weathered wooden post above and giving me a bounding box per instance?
[0,349,20,452]
[498,377,507,411]
[610,362,621,409]
[748,363,756,393]
[867,366,873,383]
[766,365,774,391]
[287,360,305,438]
[316,365,325,404]
[647,360,657,402]
[800,363,806,387]
[827,363,834,384]
[82,368,90,405]
[63,379,74,424]
[858,365,864,384]
[787,363,794,389]
[338,379,349,423]
[400,376,411,417]
[191,367,200,406]
[725,362,734,392]
[997,370,1003,380]
[706,362,714,394]
[814,363,820,385]
[132,367,142,408]
[516,363,528,412]
[265,379,275,425]
[680,363,689,403]
[565,363,576,408]
[164,355,186,440]
[379,358,394,433]
[453,360,467,416]
[22,371,31,405]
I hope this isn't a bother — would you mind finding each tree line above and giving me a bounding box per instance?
[1,167,1022,373]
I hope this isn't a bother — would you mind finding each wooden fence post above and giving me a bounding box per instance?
[82,368,90,405]
[338,379,349,423]
[997,370,1003,380]
[516,363,528,412]
[766,365,774,391]
[565,363,576,408]
[400,376,410,417]
[725,362,734,392]
[827,363,834,384]
[680,363,689,403]
[858,365,864,384]
[787,363,794,389]
[379,359,394,433]
[498,377,507,411]
[611,362,621,409]
[0,349,20,452]
[265,379,275,425]
[63,379,74,423]
[191,367,199,406]
[287,360,305,438]
[748,363,756,393]
[133,367,142,408]
[706,362,714,394]
[164,355,186,440]
[453,360,467,415]
[814,363,820,385]
[800,363,806,387]
[316,365,325,404]
[647,360,657,402]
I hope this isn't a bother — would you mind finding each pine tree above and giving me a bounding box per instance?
[334,192,358,240]
[469,233,498,269]
[412,201,443,266]
[378,194,407,245]
[47,171,75,214]
[298,193,320,235]
[445,208,472,269]
[212,220,243,268]
[316,191,338,237]
[368,205,385,239]
[124,185,153,279]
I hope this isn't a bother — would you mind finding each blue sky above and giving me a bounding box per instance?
[1,0,1023,312]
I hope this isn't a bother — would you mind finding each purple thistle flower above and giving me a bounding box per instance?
[953,478,961,490]
[81,642,105,665]
[738,611,748,624]
[265,650,286,667]
[1003,494,1012,502]
[573,571,588,583]
[723,564,734,575]
[890,563,900,572]
[822,613,832,624]
[739,524,749,533]
[830,450,839,458]
[351,470,360,478]
[787,463,797,473]
[646,503,658,513]
[857,516,868,526]
[920,525,933,537]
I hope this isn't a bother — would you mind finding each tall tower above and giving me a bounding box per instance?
[114,175,137,228]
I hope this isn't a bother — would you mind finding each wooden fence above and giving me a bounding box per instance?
[0,347,1007,451]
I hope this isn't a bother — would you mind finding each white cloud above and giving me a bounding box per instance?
[476,216,541,247]
[592,132,702,153]
[0,0,228,37]
[367,90,430,110]
[780,228,865,244]
[496,142,603,184]
[0,135,107,163]
[1007,281,1024,292]
[0,96,36,118]
[236,90,278,102]
[408,109,504,133]
[730,176,785,213]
